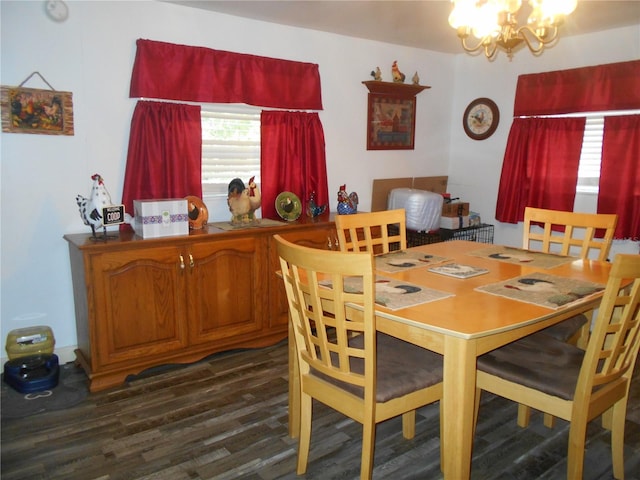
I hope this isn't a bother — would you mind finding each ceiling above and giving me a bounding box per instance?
[166,1,640,54]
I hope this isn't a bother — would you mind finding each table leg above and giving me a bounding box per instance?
[442,336,477,479]
[288,320,300,438]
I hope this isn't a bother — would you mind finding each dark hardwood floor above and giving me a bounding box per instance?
[2,339,639,480]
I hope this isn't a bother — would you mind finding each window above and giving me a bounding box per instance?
[576,116,604,194]
[531,110,640,195]
[201,104,261,196]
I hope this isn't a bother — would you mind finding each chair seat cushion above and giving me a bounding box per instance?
[312,333,443,403]
[538,313,588,342]
[477,334,585,400]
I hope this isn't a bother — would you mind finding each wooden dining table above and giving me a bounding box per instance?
[286,239,613,479]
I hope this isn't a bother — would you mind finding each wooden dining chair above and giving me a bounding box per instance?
[518,207,619,427]
[523,207,618,345]
[335,209,407,255]
[274,234,443,479]
[474,253,640,480]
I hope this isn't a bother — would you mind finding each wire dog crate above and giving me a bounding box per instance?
[389,223,494,247]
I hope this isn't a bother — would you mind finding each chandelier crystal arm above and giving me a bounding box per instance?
[517,25,560,53]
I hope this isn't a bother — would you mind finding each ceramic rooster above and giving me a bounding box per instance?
[306,191,327,218]
[370,66,382,81]
[76,173,113,238]
[227,177,259,225]
[391,61,405,83]
[337,184,358,215]
[247,176,261,213]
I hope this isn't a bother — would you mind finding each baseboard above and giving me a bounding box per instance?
[1,345,77,367]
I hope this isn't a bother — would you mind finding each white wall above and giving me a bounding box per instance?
[1,0,638,360]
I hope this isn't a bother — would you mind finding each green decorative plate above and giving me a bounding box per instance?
[275,191,302,221]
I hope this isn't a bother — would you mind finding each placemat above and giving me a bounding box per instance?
[209,218,286,231]
[320,275,453,311]
[476,271,604,309]
[469,245,576,269]
[375,250,450,273]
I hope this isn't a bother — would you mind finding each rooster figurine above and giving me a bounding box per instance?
[337,184,358,215]
[76,173,113,239]
[227,177,260,225]
[391,61,406,83]
[306,191,327,218]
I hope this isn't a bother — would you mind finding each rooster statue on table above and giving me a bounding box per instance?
[337,184,358,215]
[306,191,327,218]
[76,173,115,239]
[227,176,261,225]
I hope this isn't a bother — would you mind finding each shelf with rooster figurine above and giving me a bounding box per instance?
[364,60,430,97]
[362,80,430,97]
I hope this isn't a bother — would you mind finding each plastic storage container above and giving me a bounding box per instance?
[5,325,55,360]
[387,188,443,232]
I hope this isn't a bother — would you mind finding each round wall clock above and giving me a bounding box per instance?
[463,98,499,140]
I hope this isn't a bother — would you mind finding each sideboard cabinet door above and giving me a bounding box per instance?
[187,236,266,345]
[90,245,188,368]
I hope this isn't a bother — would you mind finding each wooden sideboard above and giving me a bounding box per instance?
[64,214,336,392]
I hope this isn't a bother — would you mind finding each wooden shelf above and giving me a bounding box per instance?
[362,80,431,96]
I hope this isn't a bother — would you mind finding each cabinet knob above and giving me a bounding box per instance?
[179,254,185,270]
[189,254,195,268]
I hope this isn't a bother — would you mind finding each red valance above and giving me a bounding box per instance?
[513,60,640,116]
[130,39,323,110]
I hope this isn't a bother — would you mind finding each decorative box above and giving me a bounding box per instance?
[388,188,443,232]
[133,199,189,239]
[440,215,470,229]
[442,202,470,217]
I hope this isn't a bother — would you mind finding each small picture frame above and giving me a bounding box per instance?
[366,93,416,150]
[1,86,74,136]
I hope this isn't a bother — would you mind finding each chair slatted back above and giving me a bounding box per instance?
[523,207,618,261]
[274,234,375,390]
[578,254,640,401]
[335,209,407,255]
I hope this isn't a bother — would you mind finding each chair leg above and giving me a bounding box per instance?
[402,410,416,439]
[567,418,588,480]
[543,413,556,428]
[361,421,376,480]
[517,404,532,427]
[575,315,592,350]
[611,400,629,480]
[439,401,444,473]
[602,406,613,430]
[473,388,482,436]
[296,392,313,475]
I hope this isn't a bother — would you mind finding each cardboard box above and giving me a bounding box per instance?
[442,202,470,217]
[133,199,189,238]
[440,215,470,229]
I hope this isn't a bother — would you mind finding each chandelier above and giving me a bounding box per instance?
[448,0,578,60]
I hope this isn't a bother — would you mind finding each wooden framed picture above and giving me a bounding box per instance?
[366,93,416,150]
[1,86,74,135]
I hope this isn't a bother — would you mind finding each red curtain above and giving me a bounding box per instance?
[495,117,586,223]
[514,60,640,116]
[260,111,329,220]
[121,101,202,221]
[130,39,323,110]
[598,115,640,240]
